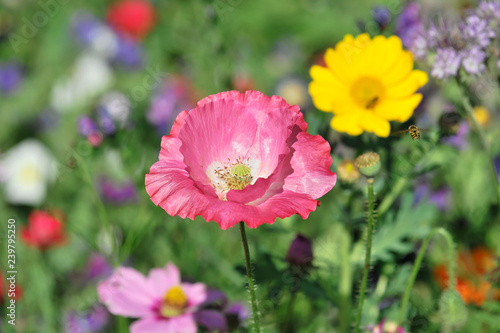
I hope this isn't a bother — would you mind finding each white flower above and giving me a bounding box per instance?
[50,53,113,113]
[0,139,57,205]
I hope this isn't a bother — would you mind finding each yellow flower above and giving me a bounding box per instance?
[473,106,490,127]
[309,34,428,137]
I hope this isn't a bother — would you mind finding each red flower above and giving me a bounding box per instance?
[107,0,156,40]
[21,210,67,250]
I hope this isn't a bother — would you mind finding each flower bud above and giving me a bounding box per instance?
[438,112,461,135]
[355,152,381,177]
[337,159,361,184]
[439,289,468,330]
[372,6,391,30]
[286,234,313,269]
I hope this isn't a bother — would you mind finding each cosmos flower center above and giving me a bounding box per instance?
[20,165,42,184]
[350,76,385,109]
[160,285,187,318]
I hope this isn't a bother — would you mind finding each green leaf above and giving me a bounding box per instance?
[372,193,437,262]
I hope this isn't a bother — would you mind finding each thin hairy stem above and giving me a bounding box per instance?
[354,178,376,333]
[397,228,456,326]
[239,221,260,333]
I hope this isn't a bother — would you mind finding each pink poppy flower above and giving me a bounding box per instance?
[98,263,206,333]
[145,90,337,230]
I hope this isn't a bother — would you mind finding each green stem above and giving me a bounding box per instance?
[353,178,376,333]
[72,151,119,267]
[378,177,409,217]
[239,221,260,333]
[457,84,500,206]
[397,228,456,326]
[339,225,352,333]
[282,290,298,333]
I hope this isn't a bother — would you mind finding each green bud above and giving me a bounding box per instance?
[439,289,468,330]
[354,152,381,177]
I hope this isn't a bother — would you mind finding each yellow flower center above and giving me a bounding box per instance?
[160,286,188,318]
[350,77,385,109]
[20,165,42,184]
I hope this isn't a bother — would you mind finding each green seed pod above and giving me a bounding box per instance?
[439,289,468,330]
[354,152,381,177]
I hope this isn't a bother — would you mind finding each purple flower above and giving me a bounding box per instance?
[396,3,423,48]
[0,62,23,95]
[194,289,248,332]
[64,305,109,333]
[372,6,391,30]
[461,46,486,74]
[98,176,137,205]
[431,48,462,79]
[78,116,100,137]
[477,1,500,20]
[147,76,195,134]
[463,15,495,47]
[71,12,118,58]
[96,107,116,135]
[442,121,470,149]
[112,36,143,68]
[286,234,313,268]
[86,253,112,280]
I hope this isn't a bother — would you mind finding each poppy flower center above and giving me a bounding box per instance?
[160,286,187,318]
[350,77,385,109]
[207,157,257,200]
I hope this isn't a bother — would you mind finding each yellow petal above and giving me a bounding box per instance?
[330,112,364,136]
[371,36,404,76]
[324,48,357,83]
[374,94,423,122]
[385,70,429,98]
[381,51,414,86]
[359,111,391,137]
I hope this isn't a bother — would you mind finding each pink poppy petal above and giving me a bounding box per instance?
[177,98,258,186]
[130,315,197,333]
[181,282,207,308]
[169,110,189,137]
[147,263,181,295]
[283,131,337,197]
[97,267,157,318]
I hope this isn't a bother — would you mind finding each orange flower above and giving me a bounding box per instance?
[434,247,500,306]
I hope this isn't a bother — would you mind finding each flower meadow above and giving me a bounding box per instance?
[1,0,500,332]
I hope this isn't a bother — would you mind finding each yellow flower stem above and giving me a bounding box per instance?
[239,221,260,333]
[354,177,376,333]
[457,83,500,206]
[397,228,456,326]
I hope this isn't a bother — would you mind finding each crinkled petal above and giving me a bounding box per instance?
[97,267,157,318]
[283,131,337,196]
[130,316,197,333]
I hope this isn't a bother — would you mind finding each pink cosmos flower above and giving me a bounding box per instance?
[98,263,206,333]
[145,90,337,230]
